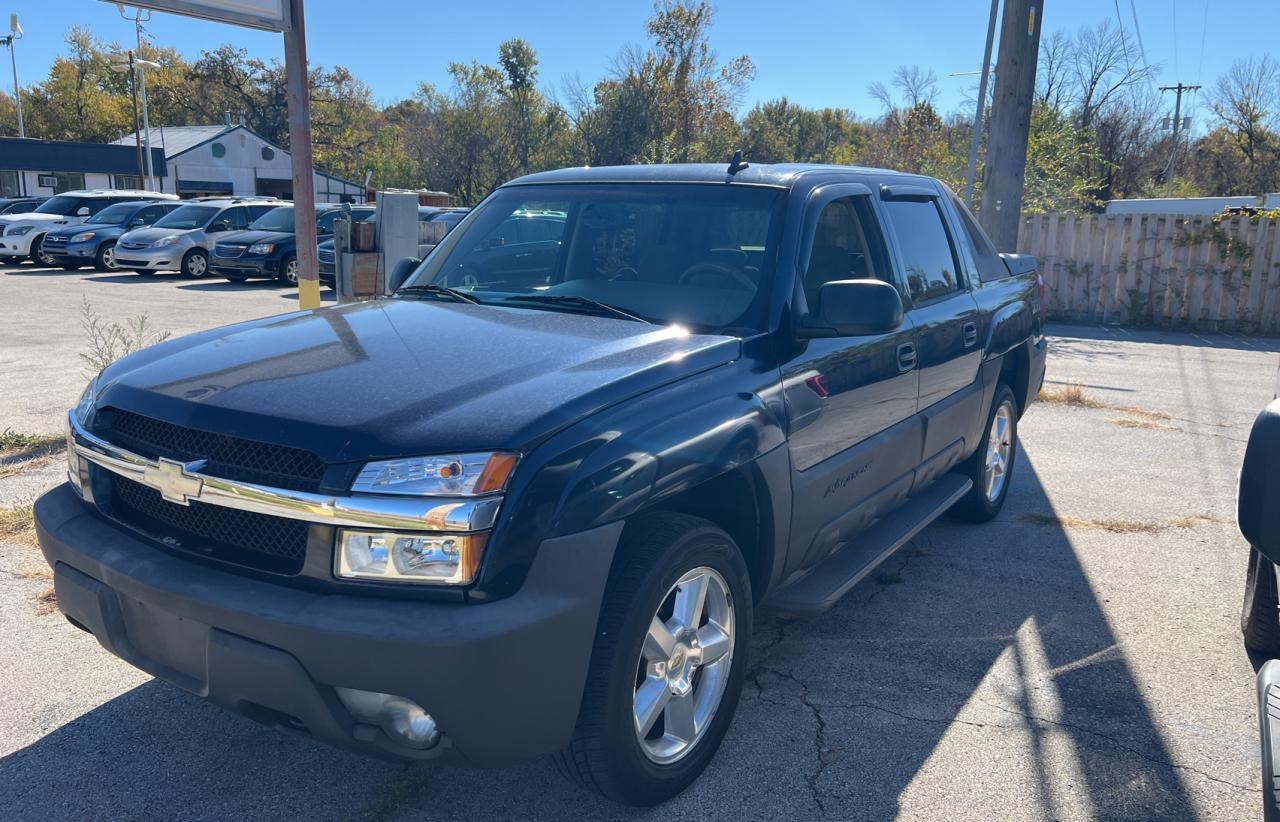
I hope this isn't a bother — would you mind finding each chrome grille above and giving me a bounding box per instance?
[108,473,309,575]
[214,243,247,258]
[317,247,335,265]
[42,234,69,248]
[101,408,327,493]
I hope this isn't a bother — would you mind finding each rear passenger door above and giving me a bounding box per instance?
[879,184,983,475]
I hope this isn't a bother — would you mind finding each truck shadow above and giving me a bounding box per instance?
[0,453,1202,820]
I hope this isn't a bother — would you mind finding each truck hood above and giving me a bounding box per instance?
[95,299,741,464]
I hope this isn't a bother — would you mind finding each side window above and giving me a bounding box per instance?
[316,211,338,234]
[224,207,249,229]
[802,196,886,308]
[950,195,1006,282]
[883,198,962,303]
[134,206,163,225]
[248,204,277,220]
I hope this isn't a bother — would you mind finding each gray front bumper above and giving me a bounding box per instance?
[36,483,621,766]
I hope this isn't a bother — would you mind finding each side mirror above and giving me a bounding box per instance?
[1239,399,1280,557]
[129,218,145,227]
[76,207,91,217]
[799,279,904,338]
[387,256,421,294]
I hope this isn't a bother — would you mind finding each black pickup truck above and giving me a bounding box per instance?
[37,162,1046,805]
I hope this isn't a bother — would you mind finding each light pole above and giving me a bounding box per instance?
[1,13,23,138]
[117,4,157,190]
[110,51,158,184]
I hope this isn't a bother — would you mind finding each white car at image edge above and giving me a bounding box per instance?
[0,190,177,265]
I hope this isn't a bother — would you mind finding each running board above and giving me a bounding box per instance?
[765,475,972,615]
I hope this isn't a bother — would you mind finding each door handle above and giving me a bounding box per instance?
[962,321,978,348]
[897,342,917,373]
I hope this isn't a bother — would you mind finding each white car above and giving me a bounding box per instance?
[0,190,178,266]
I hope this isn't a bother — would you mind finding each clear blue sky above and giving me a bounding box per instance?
[6,0,1273,135]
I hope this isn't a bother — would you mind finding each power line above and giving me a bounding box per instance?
[1128,0,1157,91]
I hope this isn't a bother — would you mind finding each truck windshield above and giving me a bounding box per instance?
[403,184,786,334]
[154,205,219,230]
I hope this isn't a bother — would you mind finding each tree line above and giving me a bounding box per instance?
[0,2,1276,211]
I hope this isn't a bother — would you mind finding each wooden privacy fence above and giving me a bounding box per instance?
[1017,213,1280,335]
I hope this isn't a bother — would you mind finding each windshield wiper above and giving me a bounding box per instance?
[501,294,653,324]
[395,284,480,304]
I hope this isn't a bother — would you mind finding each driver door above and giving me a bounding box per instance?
[782,184,921,572]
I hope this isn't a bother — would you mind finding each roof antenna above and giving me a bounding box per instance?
[727,149,749,175]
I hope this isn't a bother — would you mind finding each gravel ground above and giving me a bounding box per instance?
[1,259,1278,820]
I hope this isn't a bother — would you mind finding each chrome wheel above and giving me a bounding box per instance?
[633,566,735,765]
[186,252,207,277]
[101,244,117,270]
[984,401,1014,501]
[282,257,298,285]
[34,238,55,267]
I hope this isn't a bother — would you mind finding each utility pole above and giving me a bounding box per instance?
[2,13,23,138]
[964,0,999,207]
[284,0,320,311]
[979,0,1042,252]
[1161,83,1200,197]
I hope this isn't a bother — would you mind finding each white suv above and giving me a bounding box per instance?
[114,197,280,278]
[0,190,178,266]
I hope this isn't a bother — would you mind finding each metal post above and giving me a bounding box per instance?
[965,0,999,207]
[4,32,22,138]
[127,52,144,183]
[284,0,319,310]
[979,0,1043,252]
[135,21,155,191]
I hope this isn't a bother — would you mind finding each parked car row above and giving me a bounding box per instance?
[0,191,473,289]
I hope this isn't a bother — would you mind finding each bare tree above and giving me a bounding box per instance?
[1209,55,1280,189]
[893,65,939,109]
[1036,29,1070,110]
[1068,19,1158,131]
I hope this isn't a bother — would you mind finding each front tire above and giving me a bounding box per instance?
[93,241,118,272]
[30,235,56,267]
[952,383,1019,522]
[276,254,298,286]
[554,512,752,806]
[180,249,209,279]
[1243,546,1280,654]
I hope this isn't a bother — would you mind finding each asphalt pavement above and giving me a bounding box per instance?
[1,259,1277,820]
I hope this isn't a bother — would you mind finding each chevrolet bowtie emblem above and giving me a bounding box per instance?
[143,457,207,506]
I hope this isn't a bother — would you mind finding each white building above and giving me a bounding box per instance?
[111,124,366,203]
[1105,194,1280,216]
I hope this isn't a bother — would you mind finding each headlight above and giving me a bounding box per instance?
[151,236,178,247]
[336,530,486,585]
[73,377,98,423]
[9,225,33,236]
[249,242,275,255]
[352,452,517,497]
[70,231,96,243]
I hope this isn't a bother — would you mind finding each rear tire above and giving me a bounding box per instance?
[952,383,1018,522]
[1243,546,1280,654]
[93,241,118,272]
[553,512,752,806]
[180,249,209,279]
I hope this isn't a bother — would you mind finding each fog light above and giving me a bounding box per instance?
[335,687,440,749]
